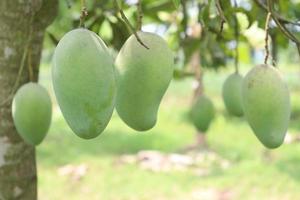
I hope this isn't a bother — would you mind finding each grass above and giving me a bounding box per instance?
[37,63,300,200]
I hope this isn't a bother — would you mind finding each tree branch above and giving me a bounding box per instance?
[79,0,88,28]
[114,0,149,49]
[136,0,143,31]
[253,0,300,26]
[264,12,271,65]
[215,0,227,33]
[266,0,300,56]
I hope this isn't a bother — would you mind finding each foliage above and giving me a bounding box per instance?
[46,0,300,75]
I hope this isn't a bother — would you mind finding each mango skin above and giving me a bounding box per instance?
[222,73,244,117]
[242,64,290,149]
[190,95,215,133]
[52,28,116,139]
[12,83,52,146]
[115,32,174,131]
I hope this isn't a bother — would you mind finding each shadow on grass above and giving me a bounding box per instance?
[37,107,249,167]
[37,116,194,166]
[38,131,171,166]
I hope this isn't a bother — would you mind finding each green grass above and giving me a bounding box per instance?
[37,64,300,200]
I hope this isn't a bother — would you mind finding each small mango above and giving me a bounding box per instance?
[115,32,174,131]
[222,73,244,117]
[52,28,116,139]
[190,95,215,133]
[242,64,290,148]
[12,83,52,146]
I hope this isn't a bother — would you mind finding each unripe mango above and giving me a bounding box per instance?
[190,95,215,133]
[12,83,52,146]
[52,29,116,139]
[242,64,290,148]
[115,32,174,131]
[222,73,244,117]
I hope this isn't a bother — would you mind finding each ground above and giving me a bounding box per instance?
[37,63,300,200]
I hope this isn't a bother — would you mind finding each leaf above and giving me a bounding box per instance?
[199,0,211,27]
[230,7,254,29]
[172,0,180,9]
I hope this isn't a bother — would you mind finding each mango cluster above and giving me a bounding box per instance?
[51,29,174,139]
[189,64,290,149]
[220,65,290,149]
[12,28,291,149]
[12,29,174,145]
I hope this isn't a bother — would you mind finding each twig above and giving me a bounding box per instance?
[215,0,226,33]
[264,12,271,65]
[28,48,34,82]
[233,0,239,73]
[266,0,300,56]
[79,0,88,28]
[47,31,59,46]
[114,0,149,49]
[136,0,143,31]
[267,1,298,43]
[253,0,300,26]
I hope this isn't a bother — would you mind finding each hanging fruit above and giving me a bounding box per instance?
[115,32,174,131]
[242,64,290,148]
[52,28,116,139]
[12,83,52,146]
[222,73,244,117]
[190,95,215,133]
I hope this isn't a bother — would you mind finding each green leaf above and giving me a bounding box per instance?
[172,0,180,9]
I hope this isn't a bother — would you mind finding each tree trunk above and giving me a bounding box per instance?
[191,51,207,147]
[190,51,203,103]
[0,1,57,199]
[192,64,207,146]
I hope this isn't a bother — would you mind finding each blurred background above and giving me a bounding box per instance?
[37,0,300,199]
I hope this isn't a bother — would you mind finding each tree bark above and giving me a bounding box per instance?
[0,1,57,199]
[190,51,203,103]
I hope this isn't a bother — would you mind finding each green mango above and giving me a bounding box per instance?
[52,28,116,139]
[242,64,290,149]
[115,32,174,131]
[222,73,244,117]
[190,95,215,133]
[12,83,52,146]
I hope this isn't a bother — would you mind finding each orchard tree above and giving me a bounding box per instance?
[0,1,58,199]
[1,0,300,199]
